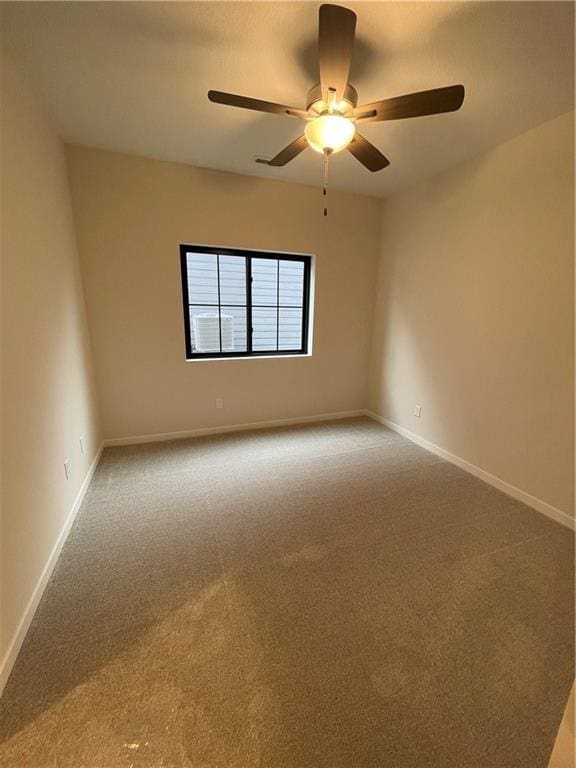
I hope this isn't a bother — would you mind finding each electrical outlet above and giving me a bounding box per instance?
[64,459,71,480]
[215,398,223,409]
[414,405,422,418]
[79,435,84,454]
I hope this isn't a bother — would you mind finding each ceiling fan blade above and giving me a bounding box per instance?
[262,135,309,167]
[318,4,357,103]
[355,84,465,123]
[208,91,308,119]
[347,133,390,172]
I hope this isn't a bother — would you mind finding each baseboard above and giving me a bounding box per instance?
[365,410,575,531]
[0,442,104,696]
[103,410,366,447]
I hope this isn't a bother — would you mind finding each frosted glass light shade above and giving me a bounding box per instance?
[305,114,355,154]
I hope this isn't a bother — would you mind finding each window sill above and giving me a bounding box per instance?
[186,353,313,363]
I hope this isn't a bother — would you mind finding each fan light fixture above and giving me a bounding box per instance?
[305,113,355,154]
[208,3,466,216]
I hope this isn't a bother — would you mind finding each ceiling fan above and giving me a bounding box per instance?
[207,4,465,173]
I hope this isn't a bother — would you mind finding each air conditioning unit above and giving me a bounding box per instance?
[192,313,234,352]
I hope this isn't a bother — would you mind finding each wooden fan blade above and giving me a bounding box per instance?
[347,133,390,172]
[208,91,308,119]
[355,85,465,123]
[264,135,309,167]
[318,4,357,103]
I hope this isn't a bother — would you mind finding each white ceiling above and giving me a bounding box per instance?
[1,1,574,197]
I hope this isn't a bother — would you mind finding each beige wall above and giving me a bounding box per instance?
[369,112,575,516]
[0,53,101,675]
[66,146,381,440]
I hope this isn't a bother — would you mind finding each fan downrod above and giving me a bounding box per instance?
[306,83,358,115]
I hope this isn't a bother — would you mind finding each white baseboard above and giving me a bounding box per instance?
[365,410,575,531]
[103,409,366,447]
[0,442,104,696]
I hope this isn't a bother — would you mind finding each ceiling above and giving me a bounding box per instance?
[1,2,574,198]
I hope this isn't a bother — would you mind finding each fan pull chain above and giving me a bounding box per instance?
[323,149,331,217]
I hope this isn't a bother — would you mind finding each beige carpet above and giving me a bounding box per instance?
[0,417,573,767]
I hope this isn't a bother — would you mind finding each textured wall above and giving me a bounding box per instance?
[0,52,101,671]
[369,112,575,516]
[67,145,381,440]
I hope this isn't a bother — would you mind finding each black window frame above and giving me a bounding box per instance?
[180,244,312,360]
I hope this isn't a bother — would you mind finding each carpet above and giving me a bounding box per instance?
[0,417,573,767]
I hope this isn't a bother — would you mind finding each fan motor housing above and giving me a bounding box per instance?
[306,83,358,115]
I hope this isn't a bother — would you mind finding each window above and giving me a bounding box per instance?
[180,245,312,359]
